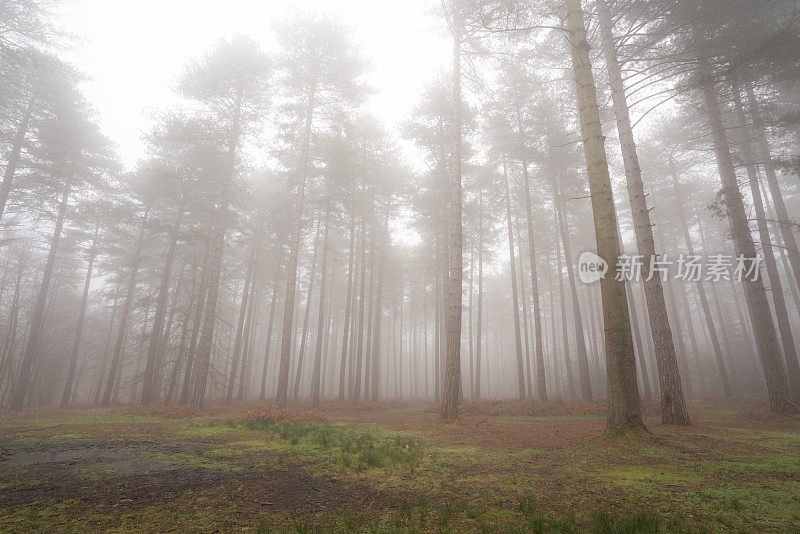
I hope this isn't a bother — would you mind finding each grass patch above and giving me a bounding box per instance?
[245,419,422,472]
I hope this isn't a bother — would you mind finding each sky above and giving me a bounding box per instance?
[56,0,453,170]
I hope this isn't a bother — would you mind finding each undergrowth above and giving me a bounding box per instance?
[246,418,422,471]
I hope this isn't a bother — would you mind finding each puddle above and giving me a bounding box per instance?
[0,445,191,473]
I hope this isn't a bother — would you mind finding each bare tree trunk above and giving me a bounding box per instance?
[352,214,368,406]
[517,234,533,396]
[745,82,800,293]
[475,190,484,399]
[239,267,261,401]
[311,210,331,406]
[142,209,183,405]
[519,160,546,400]
[503,160,526,400]
[294,221,322,398]
[468,236,474,397]
[10,182,71,409]
[553,182,593,399]
[0,252,28,403]
[180,247,211,405]
[762,179,800,317]
[101,211,147,407]
[699,67,794,413]
[733,80,800,404]
[338,213,356,401]
[370,210,389,402]
[0,98,33,223]
[566,0,644,432]
[364,229,377,399]
[434,257,441,401]
[554,215,576,398]
[165,314,190,406]
[596,0,686,423]
[441,4,462,419]
[260,276,281,401]
[192,88,244,408]
[276,86,316,408]
[627,282,651,400]
[668,167,731,396]
[399,283,404,398]
[61,222,100,407]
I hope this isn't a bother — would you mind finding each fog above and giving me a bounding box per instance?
[1,0,799,424]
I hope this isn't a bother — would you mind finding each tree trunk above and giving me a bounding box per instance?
[745,82,800,294]
[370,210,388,401]
[10,182,71,409]
[238,266,260,401]
[192,88,243,408]
[276,85,316,408]
[61,222,100,407]
[260,276,281,401]
[294,221,322,398]
[0,98,33,223]
[565,0,644,432]
[475,189,484,399]
[142,209,184,405]
[732,80,800,404]
[503,160,526,400]
[518,160,547,399]
[668,167,730,395]
[553,182,593,399]
[468,235,474,397]
[338,213,356,401]
[554,213,576,398]
[441,5,463,419]
[101,211,147,407]
[352,214,368,406]
[518,243,534,397]
[698,66,795,413]
[311,210,331,406]
[180,247,211,405]
[596,0,687,424]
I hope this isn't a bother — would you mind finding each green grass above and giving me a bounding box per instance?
[1,404,799,532]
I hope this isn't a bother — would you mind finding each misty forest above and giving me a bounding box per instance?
[1,0,799,531]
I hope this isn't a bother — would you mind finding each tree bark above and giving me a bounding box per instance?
[10,181,71,409]
[260,276,281,401]
[352,214,368,406]
[553,182,593,399]
[554,209,576,398]
[142,209,184,405]
[370,210,389,401]
[276,85,316,408]
[0,98,33,223]
[503,160,526,400]
[698,66,795,413]
[338,213,356,401]
[294,221,322,398]
[519,160,547,399]
[101,211,147,407]
[441,5,462,419]
[191,87,243,408]
[61,222,100,407]
[596,0,687,424]
[732,79,800,404]
[566,0,644,432]
[745,82,800,294]
[180,247,211,405]
[475,189,484,399]
[311,210,331,406]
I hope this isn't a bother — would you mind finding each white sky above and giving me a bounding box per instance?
[57,0,452,170]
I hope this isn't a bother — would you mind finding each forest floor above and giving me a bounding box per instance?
[0,399,798,533]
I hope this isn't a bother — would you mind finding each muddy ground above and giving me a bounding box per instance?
[1,399,798,532]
